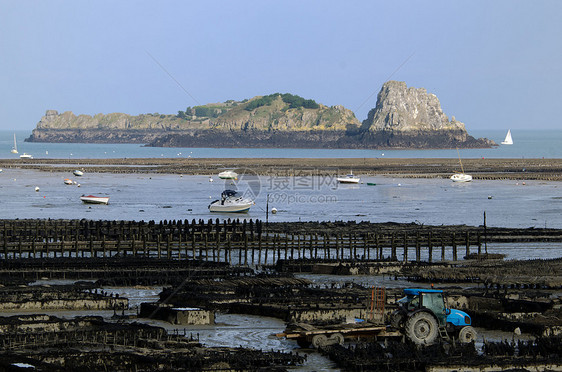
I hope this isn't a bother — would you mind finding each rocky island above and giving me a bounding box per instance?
[26,81,495,149]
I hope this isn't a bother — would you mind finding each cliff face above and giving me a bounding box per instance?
[27,85,495,149]
[362,81,468,138]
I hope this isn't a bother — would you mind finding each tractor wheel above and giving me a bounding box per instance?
[458,326,477,343]
[311,334,329,349]
[405,312,439,345]
[329,333,345,345]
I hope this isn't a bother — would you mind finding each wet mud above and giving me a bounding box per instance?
[0,218,561,370]
[3,157,562,180]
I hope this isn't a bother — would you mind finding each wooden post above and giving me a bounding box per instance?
[403,233,408,262]
[441,235,445,261]
[415,232,421,263]
[428,232,433,263]
[465,231,470,259]
[391,233,397,261]
[244,235,248,266]
[477,233,482,259]
[157,235,161,259]
[452,233,457,261]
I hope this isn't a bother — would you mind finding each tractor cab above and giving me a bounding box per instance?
[398,289,448,326]
[393,288,476,345]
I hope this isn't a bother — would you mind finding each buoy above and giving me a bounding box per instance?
[35,186,40,192]
[209,177,214,182]
[271,207,278,214]
[488,196,493,199]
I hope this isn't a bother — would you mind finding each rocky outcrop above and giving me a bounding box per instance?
[363,81,466,133]
[26,85,495,149]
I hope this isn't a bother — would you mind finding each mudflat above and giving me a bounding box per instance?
[3,157,562,180]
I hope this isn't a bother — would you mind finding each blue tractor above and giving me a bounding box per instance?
[390,288,477,345]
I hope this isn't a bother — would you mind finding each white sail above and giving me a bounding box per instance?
[501,129,513,145]
[10,133,18,154]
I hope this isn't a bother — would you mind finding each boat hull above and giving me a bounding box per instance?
[80,195,110,205]
[450,173,472,182]
[337,178,360,184]
[209,201,252,213]
[218,171,238,179]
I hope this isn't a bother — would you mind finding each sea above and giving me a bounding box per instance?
[2,129,562,159]
[1,128,561,254]
[2,129,561,370]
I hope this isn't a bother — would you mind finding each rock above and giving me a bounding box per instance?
[363,81,465,133]
[360,81,495,148]
[26,86,495,149]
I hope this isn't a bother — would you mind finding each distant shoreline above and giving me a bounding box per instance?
[2,157,561,181]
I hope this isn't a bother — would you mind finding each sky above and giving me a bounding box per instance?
[1,1,561,131]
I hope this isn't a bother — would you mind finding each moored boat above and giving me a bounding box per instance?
[218,170,238,180]
[80,195,110,204]
[337,171,360,184]
[450,173,473,182]
[451,148,472,183]
[73,170,84,176]
[19,153,33,159]
[64,178,73,185]
[209,190,253,213]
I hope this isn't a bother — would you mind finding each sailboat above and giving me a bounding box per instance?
[501,129,513,145]
[10,133,18,154]
[450,148,472,182]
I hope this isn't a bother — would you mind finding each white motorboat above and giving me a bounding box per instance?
[19,153,33,159]
[209,190,253,213]
[64,178,73,185]
[451,148,472,182]
[218,170,238,179]
[501,129,513,145]
[450,173,473,182]
[80,195,110,205]
[73,170,84,176]
[11,133,18,154]
[337,171,360,184]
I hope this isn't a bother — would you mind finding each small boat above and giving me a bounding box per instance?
[218,170,238,180]
[73,170,84,176]
[337,171,360,184]
[366,182,377,186]
[11,133,18,154]
[501,129,513,145]
[64,179,73,185]
[451,148,472,182]
[450,173,472,182]
[80,195,110,205]
[19,153,33,159]
[209,190,253,213]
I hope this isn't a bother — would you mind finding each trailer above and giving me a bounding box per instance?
[277,321,402,349]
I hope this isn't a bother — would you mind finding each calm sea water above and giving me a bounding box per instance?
[1,129,561,159]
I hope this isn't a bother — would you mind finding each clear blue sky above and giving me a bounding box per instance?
[1,0,561,131]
